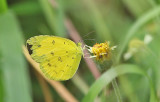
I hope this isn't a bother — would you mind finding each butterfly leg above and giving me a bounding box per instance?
[82,45,93,58]
[110,46,117,50]
[83,45,92,53]
[84,55,97,59]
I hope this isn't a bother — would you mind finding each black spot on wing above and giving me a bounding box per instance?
[51,51,54,56]
[58,57,62,62]
[48,63,51,67]
[27,43,33,55]
[53,64,57,68]
[52,40,55,45]
[60,70,65,72]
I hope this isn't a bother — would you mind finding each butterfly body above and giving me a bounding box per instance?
[27,35,83,81]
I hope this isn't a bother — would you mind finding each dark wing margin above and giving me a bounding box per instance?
[26,43,33,55]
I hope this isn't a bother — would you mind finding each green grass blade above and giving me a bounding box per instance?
[0,0,8,13]
[0,11,32,102]
[122,0,152,17]
[116,6,160,63]
[82,64,157,102]
[11,1,41,16]
[111,79,122,102]
[83,0,112,42]
[38,0,66,37]
[0,70,4,102]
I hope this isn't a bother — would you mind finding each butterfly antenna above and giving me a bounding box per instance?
[82,31,97,43]
[83,31,95,38]
[83,39,96,43]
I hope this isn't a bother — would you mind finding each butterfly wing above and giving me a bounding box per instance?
[27,35,83,80]
[40,51,82,80]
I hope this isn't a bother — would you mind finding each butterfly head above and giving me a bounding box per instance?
[76,42,84,55]
[77,42,82,46]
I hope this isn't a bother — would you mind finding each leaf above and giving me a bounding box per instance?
[82,64,157,102]
[116,6,160,63]
[0,11,32,102]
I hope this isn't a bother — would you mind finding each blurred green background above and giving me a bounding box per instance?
[0,0,160,102]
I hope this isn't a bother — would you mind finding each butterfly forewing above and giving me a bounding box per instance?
[27,35,83,80]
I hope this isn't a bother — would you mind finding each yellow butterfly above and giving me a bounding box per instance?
[26,35,116,81]
[26,35,83,81]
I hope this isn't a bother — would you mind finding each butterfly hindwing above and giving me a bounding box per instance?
[40,52,82,80]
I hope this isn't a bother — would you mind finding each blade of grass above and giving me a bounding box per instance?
[56,0,66,35]
[11,1,41,16]
[122,0,152,17]
[82,0,112,42]
[38,0,66,37]
[0,70,4,102]
[0,0,8,13]
[119,76,140,102]
[0,11,32,102]
[72,74,89,94]
[82,64,157,102]
[111,79,122,102]
[116,6,160,64]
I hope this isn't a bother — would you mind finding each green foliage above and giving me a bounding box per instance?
[0,11,32,102]
[82,64,157,102]
[0,0,8,13]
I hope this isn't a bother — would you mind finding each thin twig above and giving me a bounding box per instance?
[35,71,54,102]
[65,18,101,79]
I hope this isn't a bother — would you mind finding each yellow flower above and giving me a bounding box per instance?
[85,41,116,61]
